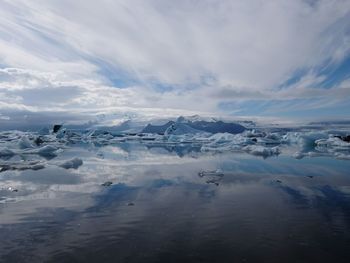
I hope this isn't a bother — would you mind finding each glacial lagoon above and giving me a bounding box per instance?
[1,129,350,262]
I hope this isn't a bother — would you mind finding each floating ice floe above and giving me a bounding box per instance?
[58,158,83,169]
[198,169,224,186]
[282,131,329,150]
[293,151,304,159]
[201,133,244,152]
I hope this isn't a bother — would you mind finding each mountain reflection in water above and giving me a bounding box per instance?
[1,142,350,263]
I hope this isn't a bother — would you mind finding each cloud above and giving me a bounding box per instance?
[0,0,350,124]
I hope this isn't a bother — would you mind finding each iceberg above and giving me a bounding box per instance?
[282,131,329,152]
[316,137,350,148]
[0,121,349,162]
[243,145,280,157]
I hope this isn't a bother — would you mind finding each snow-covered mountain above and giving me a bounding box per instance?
[142,116,246,134]
[164,122,205,136]
[142,121,175,134]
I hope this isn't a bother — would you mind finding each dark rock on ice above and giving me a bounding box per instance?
[333,135,350,142]
[53,124,63,133]
[34,136,44,146]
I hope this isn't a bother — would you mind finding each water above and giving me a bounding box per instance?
[1,142,350,262]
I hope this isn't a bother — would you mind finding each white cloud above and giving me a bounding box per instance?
[0,0,350,124]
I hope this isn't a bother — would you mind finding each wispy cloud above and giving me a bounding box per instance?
[0,0,350,125]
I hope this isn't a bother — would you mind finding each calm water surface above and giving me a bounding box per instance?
[1,142,350,262]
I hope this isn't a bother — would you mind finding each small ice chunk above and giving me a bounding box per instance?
[316,137,350,148]
[293,151,304,159]
[58,158,83,169]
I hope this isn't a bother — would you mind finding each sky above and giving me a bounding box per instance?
[0,0,350,127]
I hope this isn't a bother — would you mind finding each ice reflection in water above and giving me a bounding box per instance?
[1,142,350,263]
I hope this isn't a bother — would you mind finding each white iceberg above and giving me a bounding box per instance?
[283,131,329,152]
[243,145,280,157]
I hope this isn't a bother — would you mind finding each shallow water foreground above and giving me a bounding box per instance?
[1,142,350,263]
